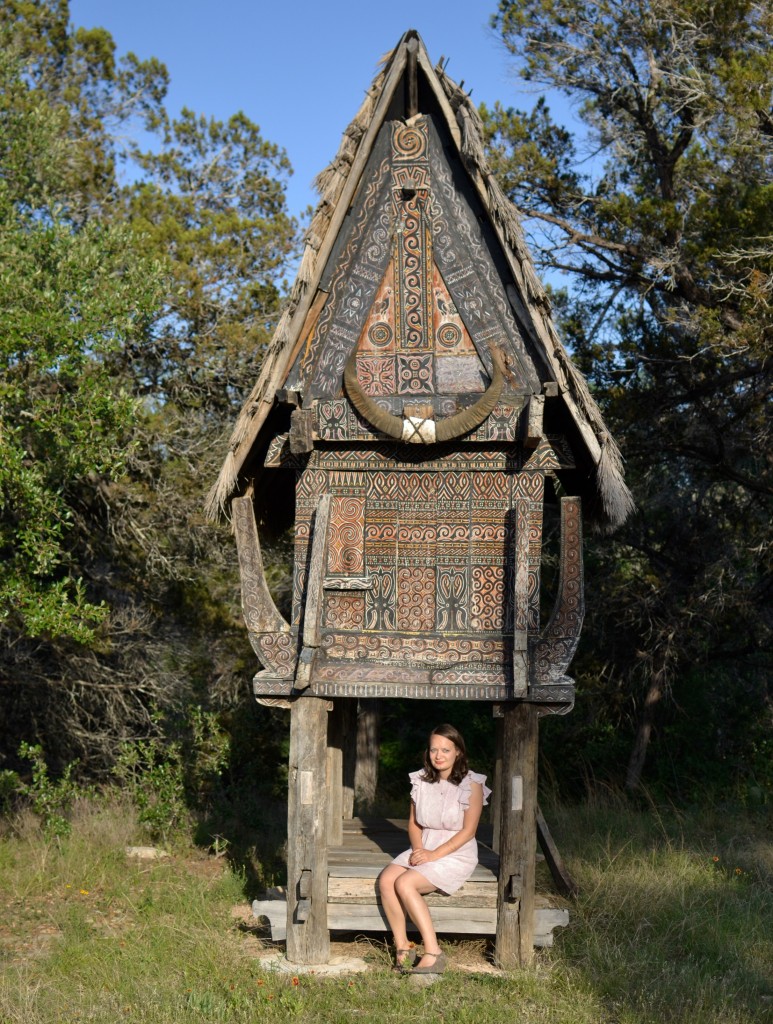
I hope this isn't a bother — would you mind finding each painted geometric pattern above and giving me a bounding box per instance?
[323,113,531,432]
[350,243,495,405]
[396,567,436,631]
[306,446,520,473]
[432,262,486,394]
[470,565,507,631]
[314,398,524,442]
[291,457,546,668]
[391,120,432,353]
[289,115,548,411]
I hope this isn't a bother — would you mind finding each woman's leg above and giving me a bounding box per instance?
[393,870,442,967]
[377,864,412,952]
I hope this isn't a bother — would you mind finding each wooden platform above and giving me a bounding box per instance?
[253,817,568,947]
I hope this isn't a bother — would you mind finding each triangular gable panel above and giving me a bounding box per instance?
[286,115,540,412]
[207,31,633,531]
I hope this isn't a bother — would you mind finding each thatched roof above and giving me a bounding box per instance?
[206,30,634,530]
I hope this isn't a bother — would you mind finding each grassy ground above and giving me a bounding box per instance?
[0,794,770,1024]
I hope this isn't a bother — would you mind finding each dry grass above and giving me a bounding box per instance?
[0,794,770,1023]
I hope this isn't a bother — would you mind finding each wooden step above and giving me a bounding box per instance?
[252,893,568,947]
[328,876,497,907]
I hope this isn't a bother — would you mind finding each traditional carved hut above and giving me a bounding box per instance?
[208,30,633,968]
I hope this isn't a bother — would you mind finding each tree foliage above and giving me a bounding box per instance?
[489,0,772,795]
[0,1,297,774]
[0,47,161,641]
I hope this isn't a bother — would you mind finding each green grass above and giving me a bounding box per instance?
[0,794,770,1023]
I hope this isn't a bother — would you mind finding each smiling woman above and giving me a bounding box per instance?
[378,724,491,974]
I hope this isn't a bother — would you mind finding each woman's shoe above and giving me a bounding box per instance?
[411,951,447,975]
[393,946,417,972]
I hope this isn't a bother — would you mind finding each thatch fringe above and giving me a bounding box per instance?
[204,450,238,522]
[598,436,637,530]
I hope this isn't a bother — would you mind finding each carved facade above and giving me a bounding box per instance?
[227,106,601,712]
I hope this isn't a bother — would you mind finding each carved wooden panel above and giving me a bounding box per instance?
[284,449,555,698]
[247,106,587,706]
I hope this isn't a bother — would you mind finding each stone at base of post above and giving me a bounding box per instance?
[494,702,539,968]
[286,696,330,964]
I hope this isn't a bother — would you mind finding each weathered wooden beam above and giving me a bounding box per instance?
[286,696,330,964]
[530,496,584,688]
[289,407,315,454]
[253,896,567,946]
[354,698,380,811]
[303,494,331,650]
[296,494,331,690]
[492,713,503,854]
[326,701,349,847]
[524,393,544,448]
[536,805,579,899]
[405,34,419,118]
[495,703,539,968]
[512,495,531,697]
[341,699,357,820]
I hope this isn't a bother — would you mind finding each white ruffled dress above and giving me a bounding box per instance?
[390,770,491,894]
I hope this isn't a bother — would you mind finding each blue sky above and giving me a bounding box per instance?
[68,0,570,222]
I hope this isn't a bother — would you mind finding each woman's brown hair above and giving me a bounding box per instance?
[421,723,468,785]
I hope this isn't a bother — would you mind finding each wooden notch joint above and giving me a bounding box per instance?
[507,874,522,902]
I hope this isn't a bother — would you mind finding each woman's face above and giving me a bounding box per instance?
[428,734,459,775]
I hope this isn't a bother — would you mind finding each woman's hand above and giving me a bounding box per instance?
[409,847,437,865]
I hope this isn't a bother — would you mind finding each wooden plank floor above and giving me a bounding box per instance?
[331,817,499,882]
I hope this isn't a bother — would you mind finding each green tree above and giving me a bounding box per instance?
[0,1,297,775]
[489,0,772,794]
[0,47,161,642]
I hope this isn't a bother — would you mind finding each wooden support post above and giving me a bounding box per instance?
[354,698,380,811]
[341,699,357,820]
[326,701,346,846]
[495,702,539,968]
[492,713,503,854]
[286,697,330,964]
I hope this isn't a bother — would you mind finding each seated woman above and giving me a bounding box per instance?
[377,723,490,975]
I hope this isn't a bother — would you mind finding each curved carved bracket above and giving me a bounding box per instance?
[530,497,584,689]
[232,496,297,679]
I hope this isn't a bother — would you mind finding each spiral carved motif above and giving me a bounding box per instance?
[392,122,428,161]
[324,593,365,630]
[396,567,435,632]
[327,496,365,575]
[255,633,297,679]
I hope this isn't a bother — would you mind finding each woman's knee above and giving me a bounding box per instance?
[378,865,400,896]
[394,871,421,898]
